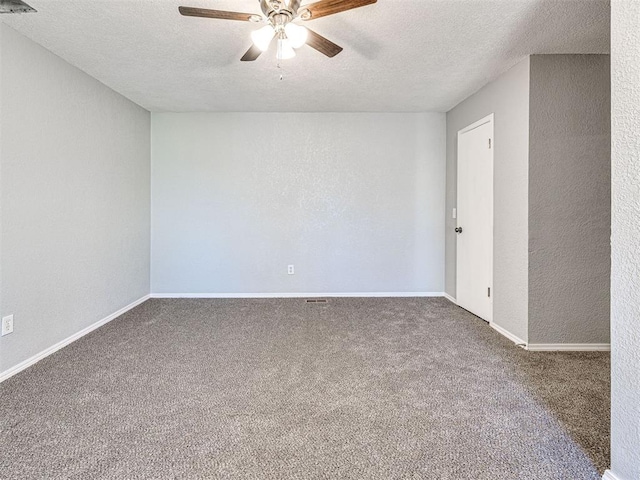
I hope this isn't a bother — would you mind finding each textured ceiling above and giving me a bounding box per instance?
[1,0,610,112]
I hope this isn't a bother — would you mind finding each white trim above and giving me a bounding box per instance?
[459,112,495,134]
[443,293,457,304]
[490,322,527,347]
[527,343,611,352]
[602,470,624,480]
[151,292,446,299]
[0,295,150,383]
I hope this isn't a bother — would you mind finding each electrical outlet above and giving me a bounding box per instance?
[288,265,295,275]
[2,315,14,336]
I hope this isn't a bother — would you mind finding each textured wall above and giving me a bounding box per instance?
[0,25,151,374]
[446,58,530,342]
[0,21,4,356]
[151,113,446,295]
[610,1,640,478]
[528,55,610,345]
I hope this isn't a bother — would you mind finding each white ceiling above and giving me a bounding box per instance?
[1,0,610,112]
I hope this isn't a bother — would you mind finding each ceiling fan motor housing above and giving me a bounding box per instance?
[260,0,297,23]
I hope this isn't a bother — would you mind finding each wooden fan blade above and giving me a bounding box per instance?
[241,45,263,62]
[300,0,376,20]
[179,6,257,22]
[306,29,343,57]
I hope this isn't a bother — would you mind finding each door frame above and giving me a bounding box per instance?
[455,113,494,321]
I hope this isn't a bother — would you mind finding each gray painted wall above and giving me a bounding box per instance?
[528,55,611,345]
[446,58,530,342]
[610,1,640,478]
[0,25,151,374]
[151,113,446,295]
[446,54,611,346]
[0,21,4,360]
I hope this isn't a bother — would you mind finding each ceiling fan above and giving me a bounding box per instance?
[178,0,377,62]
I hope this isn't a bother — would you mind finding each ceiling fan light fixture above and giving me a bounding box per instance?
[178,0,379,62]
[251,25,276,51]
[284,23,308,48]
[277,38,296,60]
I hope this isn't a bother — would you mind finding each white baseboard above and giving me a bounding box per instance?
[443,293,457,304]
[603,470,623,480]
[151,292,446,299]
[527,343,611,352]
[488,324,610,352]
[490,322,527,347]
[0,295,150,383]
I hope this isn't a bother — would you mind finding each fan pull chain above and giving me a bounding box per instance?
[277,60,284,81]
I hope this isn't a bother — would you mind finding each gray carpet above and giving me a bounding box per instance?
[0,298,609,479]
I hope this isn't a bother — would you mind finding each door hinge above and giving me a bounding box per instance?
[488,287,491,297]
[488,138,492,149]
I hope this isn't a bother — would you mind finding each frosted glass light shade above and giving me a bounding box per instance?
[277,38,296,60]
[251,25,276,52]
[284,23,308,48]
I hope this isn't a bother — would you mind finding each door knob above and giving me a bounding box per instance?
[455,227,463,234]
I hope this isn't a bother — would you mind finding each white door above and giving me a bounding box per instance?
[456,114,494,322]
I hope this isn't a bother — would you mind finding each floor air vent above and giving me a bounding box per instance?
[306,299,328,303]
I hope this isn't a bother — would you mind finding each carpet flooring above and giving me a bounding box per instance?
[0,298,610,479]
